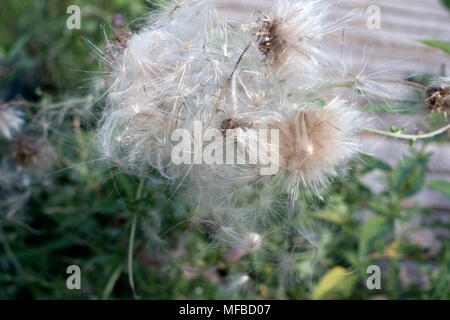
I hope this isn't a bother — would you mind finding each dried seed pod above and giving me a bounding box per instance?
[219,118,249,136]
[105,14,133,60]
[426,85,450,117]
[268,98,360,193]
[12,134,55,171]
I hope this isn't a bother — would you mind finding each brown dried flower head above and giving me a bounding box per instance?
[255,13,286,66]
[105,14,133,60]
[426,85,450,118]
[12,134,55,171]
[220,117,250,136]
[269,99,359,189]
[251,0,349,74]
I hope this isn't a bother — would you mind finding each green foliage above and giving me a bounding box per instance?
[310,150,449,300]
[442,0,450,11]
[421,40,450,55]
[0,0,148,99]
[358,215,391,259]
[312,267,357,300]
[391,153,429,197]
[428,180,450,198]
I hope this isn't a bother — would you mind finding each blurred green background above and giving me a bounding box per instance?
[0,0,449,300]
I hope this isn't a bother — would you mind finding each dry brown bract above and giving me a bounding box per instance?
[106,26,133,60]
[220,118,249,136]
[255,13,286,67]
[12,134,55,171]
[426,86,450,118]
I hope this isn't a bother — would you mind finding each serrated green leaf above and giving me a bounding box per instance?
[391,155,428,196]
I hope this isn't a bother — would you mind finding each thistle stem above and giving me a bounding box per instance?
[10,96,93,110]
[362,123,450,141]
[128,214,138,298]
[102,264,122,300]
[214,41,251,110]
[0,225,24,275]
[128,178,145,299]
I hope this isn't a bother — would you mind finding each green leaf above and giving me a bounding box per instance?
[312,266,357,300]
[359,215,390,258]
[360,154,391,173]
[442,0,450,11]
[429,180,450,198]
[391,155,428,197]
[389,125,405,134]
[421,39,450,55]
[7,34,30,59]
[313,196,350,225]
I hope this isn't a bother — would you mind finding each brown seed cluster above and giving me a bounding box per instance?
[12,135,44,166]
[426,86,450,117]
[106,15,134,60]
[220,118,249,136]
[255,14,285,66]
[12,134,54,171]
[106,28,133,59]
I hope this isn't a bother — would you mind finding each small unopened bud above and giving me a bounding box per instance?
[426,85,450,117]
[112,13,126,27]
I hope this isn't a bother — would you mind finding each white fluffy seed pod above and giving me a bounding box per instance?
[267,98,360,196]
[0,104,23,140]
[94,0,371,283]
[250,0,353,87]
